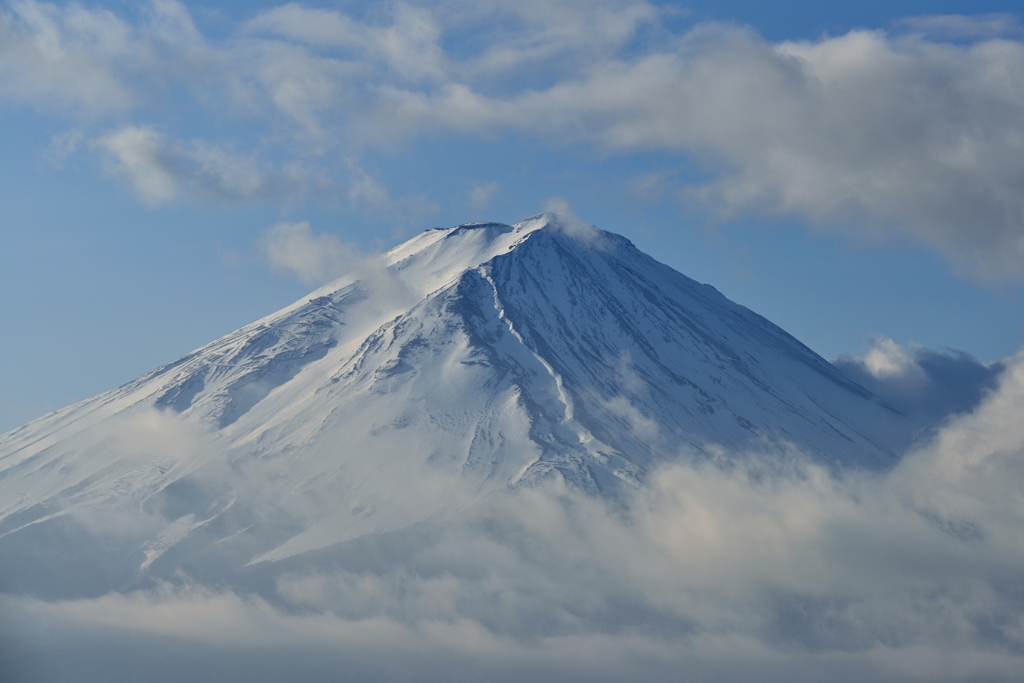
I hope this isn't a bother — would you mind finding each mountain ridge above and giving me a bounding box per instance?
[0,213,908,593]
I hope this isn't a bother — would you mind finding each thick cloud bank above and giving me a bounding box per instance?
[4,352,1024,681]
[3,1,1024,276]
[835,337,1006,445]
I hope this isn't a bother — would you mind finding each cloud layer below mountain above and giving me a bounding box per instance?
[4,349,1024,682]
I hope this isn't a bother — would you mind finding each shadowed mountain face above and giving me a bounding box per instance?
[0,214,909,596]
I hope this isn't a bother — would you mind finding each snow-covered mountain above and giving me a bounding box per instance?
[0,214,907,596]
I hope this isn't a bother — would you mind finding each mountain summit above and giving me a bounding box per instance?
[0,214,905,593]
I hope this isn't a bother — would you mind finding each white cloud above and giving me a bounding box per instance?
[46,127,84,166]
[436,0,660,76]
[6,349,1024,680]
[898,14,1022,40]
[245,2,448,82]
[540,197,607,246]
[5,2,1024,278]
[93,124,310,205]
[862,337,926,380]
[378,23,1024,278]
[347,166,391,210]
[344,164,440,227]
[93,125,179,204]
[0,0,217,114]
[835,337,1004,447]
[0,0,135,113]
[542,196,574,217]
[468,181,497,211]
[258,221,357,285]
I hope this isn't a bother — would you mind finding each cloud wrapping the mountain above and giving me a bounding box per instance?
[5,349,1024,682]
[835,337,1005,439]
[3,1,1024,276]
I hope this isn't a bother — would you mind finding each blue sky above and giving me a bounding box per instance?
[2,0,1024,431]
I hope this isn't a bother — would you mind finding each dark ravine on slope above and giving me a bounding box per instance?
[0,213,914,598]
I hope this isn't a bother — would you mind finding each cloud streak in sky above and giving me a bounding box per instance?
[0,0,135,113]
[92,125,315,205]
[4,1,1024,278]
[258,221,357,285]
[385,24,1024,279]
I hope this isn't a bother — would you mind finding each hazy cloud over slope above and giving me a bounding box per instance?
[258,221,357,285]
[5,349,1024,682]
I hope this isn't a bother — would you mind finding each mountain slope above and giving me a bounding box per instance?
[0,214,906,594]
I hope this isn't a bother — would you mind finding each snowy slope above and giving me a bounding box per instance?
[0,214,907,594]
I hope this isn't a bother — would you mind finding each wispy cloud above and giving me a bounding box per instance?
[0,0,136,113]
[467,181,497,212]
[258,221,357,285]
[4,1,1024,278]
[897,13,1022,40]
[93,125,180,204]
[244,3,448,82]
[385,24,1024,279]
[345,164,439,227]
[93,125,311,205]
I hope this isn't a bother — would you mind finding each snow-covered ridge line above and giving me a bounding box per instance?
[0,213,910,587]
